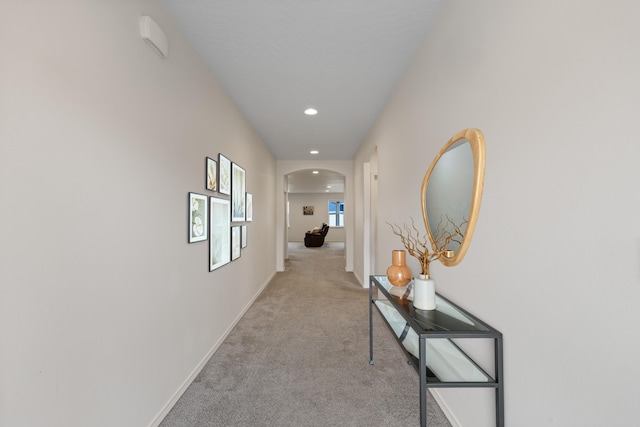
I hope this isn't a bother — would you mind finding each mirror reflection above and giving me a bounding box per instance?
[421,129,485,267]
[425,140,473,254]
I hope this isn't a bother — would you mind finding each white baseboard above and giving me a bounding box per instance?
[148,271,276,427]
[353,271,364,287]
[431,389,461,427]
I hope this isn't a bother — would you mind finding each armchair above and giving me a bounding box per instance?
[304,223,330,247]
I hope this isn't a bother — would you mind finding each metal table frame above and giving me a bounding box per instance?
[369,275,504,427]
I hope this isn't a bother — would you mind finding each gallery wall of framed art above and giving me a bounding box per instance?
[188,153,253,271]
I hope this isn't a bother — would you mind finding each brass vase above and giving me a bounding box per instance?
[386,250,413,287]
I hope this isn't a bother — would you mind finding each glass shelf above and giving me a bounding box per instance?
[372,275,492,333]
[369,274,504,426]
[374,299,491,383]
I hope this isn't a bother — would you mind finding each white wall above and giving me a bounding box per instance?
[0,2,276,427]
[288,193,346,242]
[354,1,640,426]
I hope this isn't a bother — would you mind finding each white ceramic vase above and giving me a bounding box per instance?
[413,274,436,310]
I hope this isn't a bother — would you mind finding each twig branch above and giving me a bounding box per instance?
[387,215,466,277]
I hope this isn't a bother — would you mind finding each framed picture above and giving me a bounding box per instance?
[206,157,217,191]
[209,197,230,271]
[189,193,208,243]
[241,225,247,248]
[303,205,314,215]
[218,153,231,195]
[231,162,246,222]
[231,225,242,260]
[245,193,253,222]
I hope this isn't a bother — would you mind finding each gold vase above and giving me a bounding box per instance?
[386,250,413,287]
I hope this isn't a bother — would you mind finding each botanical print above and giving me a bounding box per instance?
[209,197,230,270]
[231,163,246,222]
[206,157,217,191]
[218,154,231,195]
[231,226,241,260]
[189,193,207,243]
[241,225,247,248]
[245,193,253,221]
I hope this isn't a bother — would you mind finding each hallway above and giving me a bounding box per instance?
[160,242,450,426]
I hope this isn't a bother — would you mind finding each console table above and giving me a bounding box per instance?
[369,275,504,427]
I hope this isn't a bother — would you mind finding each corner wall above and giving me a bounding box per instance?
[354,1,640,425]
[0,2,276,426]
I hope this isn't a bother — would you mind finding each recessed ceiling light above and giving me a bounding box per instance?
[312,171,319,174]
[327,185,331,188]
[304,108,318,116]
[310,150,319,155]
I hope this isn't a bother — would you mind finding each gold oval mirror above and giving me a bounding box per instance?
[420,128,486,267]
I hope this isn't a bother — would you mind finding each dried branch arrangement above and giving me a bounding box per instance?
[387,216,467,278]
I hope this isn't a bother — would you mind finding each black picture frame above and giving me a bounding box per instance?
[245,193,253,221]
[231,162,246,222]
[241,225,247,248]
[231,225,242,260]
[206,157,217,192]
[218,153,231,195]
[188,192,208,243]
[209,197,230,271]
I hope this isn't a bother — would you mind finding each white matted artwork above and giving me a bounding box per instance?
[209,197,230,271]
[241,225,247,248]
[245,193,253,221]
[218,153,231,195]
[188,192,208,243]
[206,157,217,192]
[231,162,246,222]
[231,225,241,260]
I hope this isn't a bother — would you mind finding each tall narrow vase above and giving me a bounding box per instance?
[386,250,412,287]
[413,274,436,310]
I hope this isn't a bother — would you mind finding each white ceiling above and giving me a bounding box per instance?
[159,0,444,191]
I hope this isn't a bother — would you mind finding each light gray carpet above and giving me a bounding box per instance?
[160,242,451,426]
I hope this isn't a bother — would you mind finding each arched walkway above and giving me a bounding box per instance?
[275,160,354,273]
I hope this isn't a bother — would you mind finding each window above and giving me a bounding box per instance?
[328,200,344,227]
